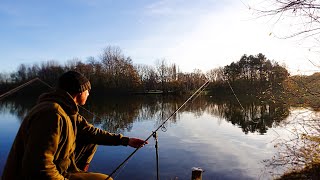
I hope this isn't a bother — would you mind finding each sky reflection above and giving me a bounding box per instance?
[0,103,313,179]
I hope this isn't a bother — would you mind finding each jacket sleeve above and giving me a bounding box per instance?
[21,111,65,180]
[76,115,129,146]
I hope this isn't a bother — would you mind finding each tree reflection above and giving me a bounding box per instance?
[0,93,290,135]
[0,93,38,120]
[83,95,182,133]
[205,95,290,134]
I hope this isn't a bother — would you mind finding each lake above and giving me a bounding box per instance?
[0,93,314,180]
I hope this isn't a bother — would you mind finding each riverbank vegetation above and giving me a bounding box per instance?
[253,0,320,177]
[273,74,320,179]
[0,46,292,101]
[0,46,314,110]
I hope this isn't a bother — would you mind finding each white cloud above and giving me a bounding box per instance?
[148,0,319,74]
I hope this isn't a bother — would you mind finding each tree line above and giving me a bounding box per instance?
[206,53,289,98]
[0,46,289,97]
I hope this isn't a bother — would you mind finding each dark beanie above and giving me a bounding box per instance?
[58,71,91,94]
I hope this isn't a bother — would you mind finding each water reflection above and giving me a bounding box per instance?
[0,93,293,179]
[0,96,37,120]
[212,101,289,134]
[0,94,290,135]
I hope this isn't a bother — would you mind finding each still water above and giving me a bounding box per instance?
[0,94,313,179]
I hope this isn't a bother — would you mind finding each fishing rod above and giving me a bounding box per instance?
[0,77,104,121]
[0,78,41,101]
[105,80,210,180]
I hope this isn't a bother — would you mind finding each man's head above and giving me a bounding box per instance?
[58,71,91,105]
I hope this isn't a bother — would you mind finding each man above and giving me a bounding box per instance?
[2,70,147,180]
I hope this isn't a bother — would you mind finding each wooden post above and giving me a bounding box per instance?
[191,167,203,180]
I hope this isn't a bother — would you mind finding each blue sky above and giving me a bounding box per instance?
[0,0,319,75]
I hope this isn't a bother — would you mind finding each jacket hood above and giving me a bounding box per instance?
[37,88,79,115]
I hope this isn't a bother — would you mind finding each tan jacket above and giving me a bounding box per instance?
[2,89,129,180]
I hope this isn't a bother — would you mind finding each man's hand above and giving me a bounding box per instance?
[128,138,148,148]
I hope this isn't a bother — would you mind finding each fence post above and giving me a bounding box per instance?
[191,167,203,180]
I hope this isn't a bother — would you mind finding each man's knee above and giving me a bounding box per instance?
[67,172,112,180]
[75,143,98,171]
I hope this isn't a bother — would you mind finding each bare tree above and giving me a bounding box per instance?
[264,109,320,178]
[99,46,141,91]
[252,0,320,39]
[155,58,169,92]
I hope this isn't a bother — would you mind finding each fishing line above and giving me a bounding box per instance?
[225,79,245,111]
[220,70,261,124]
[218,69,245,111]
[111,158,131,180]
[226,79,261,124]
[105,80,210,180]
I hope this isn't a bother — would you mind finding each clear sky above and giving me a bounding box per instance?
[1,0,319,75]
